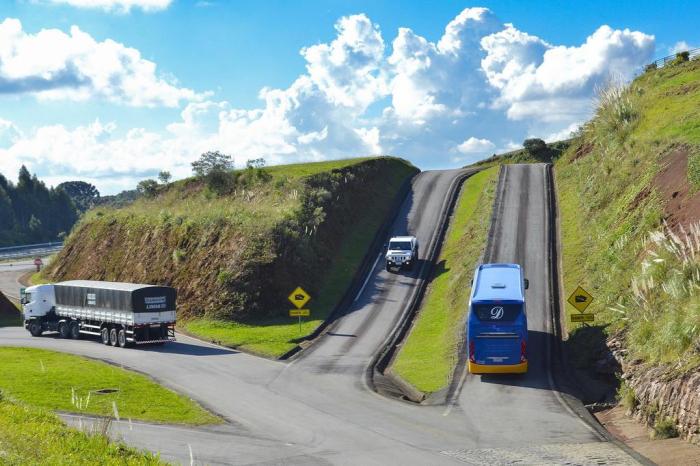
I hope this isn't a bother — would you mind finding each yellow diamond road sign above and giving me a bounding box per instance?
[288,287,311,309]
[567,286,594,313]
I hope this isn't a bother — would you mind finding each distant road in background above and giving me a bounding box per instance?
[0,242,63,261]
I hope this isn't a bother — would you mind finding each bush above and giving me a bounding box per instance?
[645,63,658,72]
[617,380,638,412]
[653,417,679,439]
[670,51,690,66]
[206,170,236,195]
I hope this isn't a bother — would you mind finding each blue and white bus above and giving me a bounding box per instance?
[467,263,529,374]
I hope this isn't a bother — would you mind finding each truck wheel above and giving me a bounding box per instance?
[69,322,81,340]
[58,321,70,339]
[101,327,110,345]
[109,328,118,347]
[28,320,43,337]
[117,329,128,348]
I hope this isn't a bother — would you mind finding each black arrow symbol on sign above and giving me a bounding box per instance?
[294,294,305,300]
[574,295,588,303]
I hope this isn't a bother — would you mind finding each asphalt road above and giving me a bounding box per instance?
[0,166,640,465]
[0,260,36,301]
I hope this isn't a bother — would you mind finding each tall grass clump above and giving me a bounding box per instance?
[612,222,700,365]
[587,78,640,149]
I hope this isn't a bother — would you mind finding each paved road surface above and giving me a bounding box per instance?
[0,166,640,465]
[0,260,35,301]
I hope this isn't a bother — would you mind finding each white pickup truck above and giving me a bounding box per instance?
[22,280,176,348]
[385,236,419,271]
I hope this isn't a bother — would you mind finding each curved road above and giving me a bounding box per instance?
[0,166,640,465]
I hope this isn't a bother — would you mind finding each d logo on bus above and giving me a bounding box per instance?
[490,306,504,319]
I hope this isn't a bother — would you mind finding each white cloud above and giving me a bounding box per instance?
[0,18,203,106]
[481,25,654,121]
[45,0,172,13]
[457,137,495,154]
[0,8,657,193]
[669,41,697,54]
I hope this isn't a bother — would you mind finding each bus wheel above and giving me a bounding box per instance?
[101,327,110,345]
[109,328,118,347]
[29,320,43,337]
[69,322,81,340]
[58,321,70,339]
[117,329,128,348]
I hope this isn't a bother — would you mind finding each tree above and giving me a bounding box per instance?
[246,158,266,169]
[158,170,172,184]
[137,179,159,198]
[191,151,234,177]
[523,138,548,161]
[57,181,100,212]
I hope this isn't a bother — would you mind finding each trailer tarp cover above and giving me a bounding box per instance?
[54,280,176,313]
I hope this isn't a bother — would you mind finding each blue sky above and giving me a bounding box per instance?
[0,0,697,193]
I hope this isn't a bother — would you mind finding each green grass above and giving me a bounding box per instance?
[390,167,500,393]
[556,58,700,369]
[0,347,219,425]
[0,397,164,465]
[184,160,417,357]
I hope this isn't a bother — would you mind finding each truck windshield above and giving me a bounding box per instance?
[389,241,412,251]
[22,293,31,305]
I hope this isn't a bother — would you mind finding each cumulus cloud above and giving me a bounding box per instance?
[45,0,172,13]
[669,41,697,54]
[0,18,202,106]
[0,8,657,193]
[457,137,495,154]
[481,24,654,121]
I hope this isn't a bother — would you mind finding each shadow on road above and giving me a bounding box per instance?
[143,341,238,356]
[477,330,582,398]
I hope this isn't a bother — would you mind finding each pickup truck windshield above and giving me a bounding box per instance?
[389,241,412,251]
[21,293,31,305]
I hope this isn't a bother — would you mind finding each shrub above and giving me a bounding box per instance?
[653,417,679,439]
[644,63,658,72]
[206,170,236,195]
[617,380,638,411]
[688,151,700,191]
[670,51,690,66]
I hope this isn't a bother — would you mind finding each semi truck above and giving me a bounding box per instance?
[21,280,176,348]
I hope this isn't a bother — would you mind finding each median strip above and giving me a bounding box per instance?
[388,166,499,397]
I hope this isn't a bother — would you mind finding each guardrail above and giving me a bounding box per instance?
[648,48,700,69]
[0,241,63,260]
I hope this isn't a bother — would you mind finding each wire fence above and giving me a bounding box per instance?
[648,48,700,68]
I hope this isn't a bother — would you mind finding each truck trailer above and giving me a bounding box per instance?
[21,280,176,348]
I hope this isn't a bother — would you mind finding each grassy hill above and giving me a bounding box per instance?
[556,57,700,436]
[44,157,417,357]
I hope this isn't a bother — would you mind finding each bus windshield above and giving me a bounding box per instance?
[472,303,523,322]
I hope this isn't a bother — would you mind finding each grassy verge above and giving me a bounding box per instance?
[0,397,164,465]
[0,347,219,425]
[183,162,416,358]
[390,166,499,393]
[556,58,700,370]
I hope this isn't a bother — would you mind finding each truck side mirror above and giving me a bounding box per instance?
[524,279,529,290]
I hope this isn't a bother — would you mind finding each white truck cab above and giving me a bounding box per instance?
[385,236,418,271]
[21,284,56,319]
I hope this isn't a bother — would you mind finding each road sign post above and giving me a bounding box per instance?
[33,257,43,272]
[288,287,311,333]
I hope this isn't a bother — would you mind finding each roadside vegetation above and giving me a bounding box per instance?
[43,157,417,357]
[556,58,700,370]
[0,292,20,327]
[0,347,219,425]
[473,138,572,168]
[390,166,499,393]
[0,396,164,465]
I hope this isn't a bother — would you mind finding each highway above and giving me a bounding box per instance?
[0,166,642,465]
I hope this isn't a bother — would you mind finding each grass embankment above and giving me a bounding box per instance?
[0,347,219,425]
[556,57,700,371]
[0,292,21,327]
[185,160,416,357]
[45,157,417,358]
[390,167,499,393]
[0,397,164,465]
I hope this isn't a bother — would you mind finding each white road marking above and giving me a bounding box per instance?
[354,252,383,302]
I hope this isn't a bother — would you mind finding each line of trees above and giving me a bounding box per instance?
[0,166,79,247]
